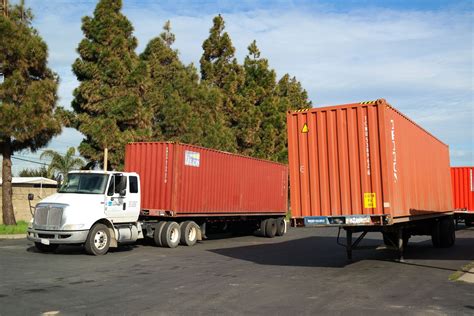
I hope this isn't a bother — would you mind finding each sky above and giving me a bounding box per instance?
[8,0,474,174]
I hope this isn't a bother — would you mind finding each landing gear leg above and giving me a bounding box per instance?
[346,229,353,261]
[397,227,405,262]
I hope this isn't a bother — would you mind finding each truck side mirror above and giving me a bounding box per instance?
[28,193,34,201]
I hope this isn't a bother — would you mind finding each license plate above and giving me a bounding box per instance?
[41,238,50,245]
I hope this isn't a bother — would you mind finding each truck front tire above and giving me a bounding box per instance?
[161,222,180,248]
[34,242,59,253]
[85,223,111,256]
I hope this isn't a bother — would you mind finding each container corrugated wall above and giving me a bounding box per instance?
[451,167,474,211]
[125,142,288,216]
[287,99,453,221]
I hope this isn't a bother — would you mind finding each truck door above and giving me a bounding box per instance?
[127,175,140,221]
[105,174,129,222]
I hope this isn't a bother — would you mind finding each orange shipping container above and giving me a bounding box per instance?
[124,142,288,217]
[287,99,453,225]
[451,167,474,211]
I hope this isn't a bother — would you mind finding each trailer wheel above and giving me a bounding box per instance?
[265,218,277,238]
[431,221,441,248]
[153,222,167,247]
[438,217,455,248]
[85,223,111,256]
[180,221,199,246]
[34,242,59,253]
[465,219,473,227]
[161,222,180,248]
[275,217,286,236]
[257,219,267,237]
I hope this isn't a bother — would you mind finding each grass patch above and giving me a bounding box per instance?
[449,261,474,281]
[0,220,28,235]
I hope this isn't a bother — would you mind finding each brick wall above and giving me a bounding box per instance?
[0,187,57,224]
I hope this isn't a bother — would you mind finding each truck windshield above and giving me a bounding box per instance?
[58,174,109,194]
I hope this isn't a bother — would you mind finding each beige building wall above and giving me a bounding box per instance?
[0,186,57,224]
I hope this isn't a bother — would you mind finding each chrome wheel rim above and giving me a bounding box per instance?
[94,230,108,250]
[188,226,197,241]
[170,227,179,243]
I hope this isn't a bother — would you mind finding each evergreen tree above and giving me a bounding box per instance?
[200,15,243,151]
[19,166,50,178]
[0,2,62,224]
[275,74,312,162]
[142,21,234,151]
[71,0,151,170]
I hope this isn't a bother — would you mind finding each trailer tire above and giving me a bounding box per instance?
[275,218,286,236]
[438,217,455,248]
[465,219,473,227]
[431,221,442,248]
[153,222,167,247]
[180,221,198,246]
[257,219,267,237]
[85,223,111,256]
[265,218,277,238]
[34,242,59,253]
[161,222,180,248]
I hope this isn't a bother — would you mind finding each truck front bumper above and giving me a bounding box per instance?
[27,228,89,244]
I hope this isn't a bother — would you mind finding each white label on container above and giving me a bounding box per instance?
[185,150,200,167]
[390,119,398,183]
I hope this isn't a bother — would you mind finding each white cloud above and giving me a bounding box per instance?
[16,2,472,174]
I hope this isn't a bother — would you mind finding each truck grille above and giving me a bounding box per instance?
[34,205,64,230]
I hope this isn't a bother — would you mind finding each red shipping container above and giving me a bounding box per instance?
[124,142,288,217]
[451,167,474,211]
[287,99,453,224]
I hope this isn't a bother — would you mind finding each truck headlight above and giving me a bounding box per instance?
[62,224,85,230]
[28,219,33,229]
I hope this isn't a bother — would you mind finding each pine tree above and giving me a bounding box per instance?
[71,0,151,170]
[199,15,243,151]
[275,74,312,162]
[142,21,235,151]
[0,2,62,224]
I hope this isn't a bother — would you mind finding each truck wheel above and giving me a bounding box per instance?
[85,223,111,256]
[439,217,455,248]
[275,217,286,236]
[265,218,277,238]
[153,222,167,247]
[431,221,441,248]
[161,222,180,248]
[34,242,59,253]
[256,219,267,237]
[180,221,199,246]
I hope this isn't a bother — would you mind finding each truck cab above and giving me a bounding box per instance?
[27,171,143,255]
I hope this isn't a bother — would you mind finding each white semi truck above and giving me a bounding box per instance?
[27,143,289,255]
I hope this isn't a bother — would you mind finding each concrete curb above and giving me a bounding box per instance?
[0,234,26,240]
[459,268,474,284]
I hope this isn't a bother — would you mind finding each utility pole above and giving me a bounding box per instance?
[103,147,108,172]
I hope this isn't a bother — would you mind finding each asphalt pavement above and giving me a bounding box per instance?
[0,225,473,315]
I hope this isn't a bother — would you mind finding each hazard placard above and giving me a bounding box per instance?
[301,123,309,133]
[364,193,376,208]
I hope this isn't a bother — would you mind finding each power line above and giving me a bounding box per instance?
[11,156,48,166]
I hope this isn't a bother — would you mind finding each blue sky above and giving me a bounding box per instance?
[9,0,474,174]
